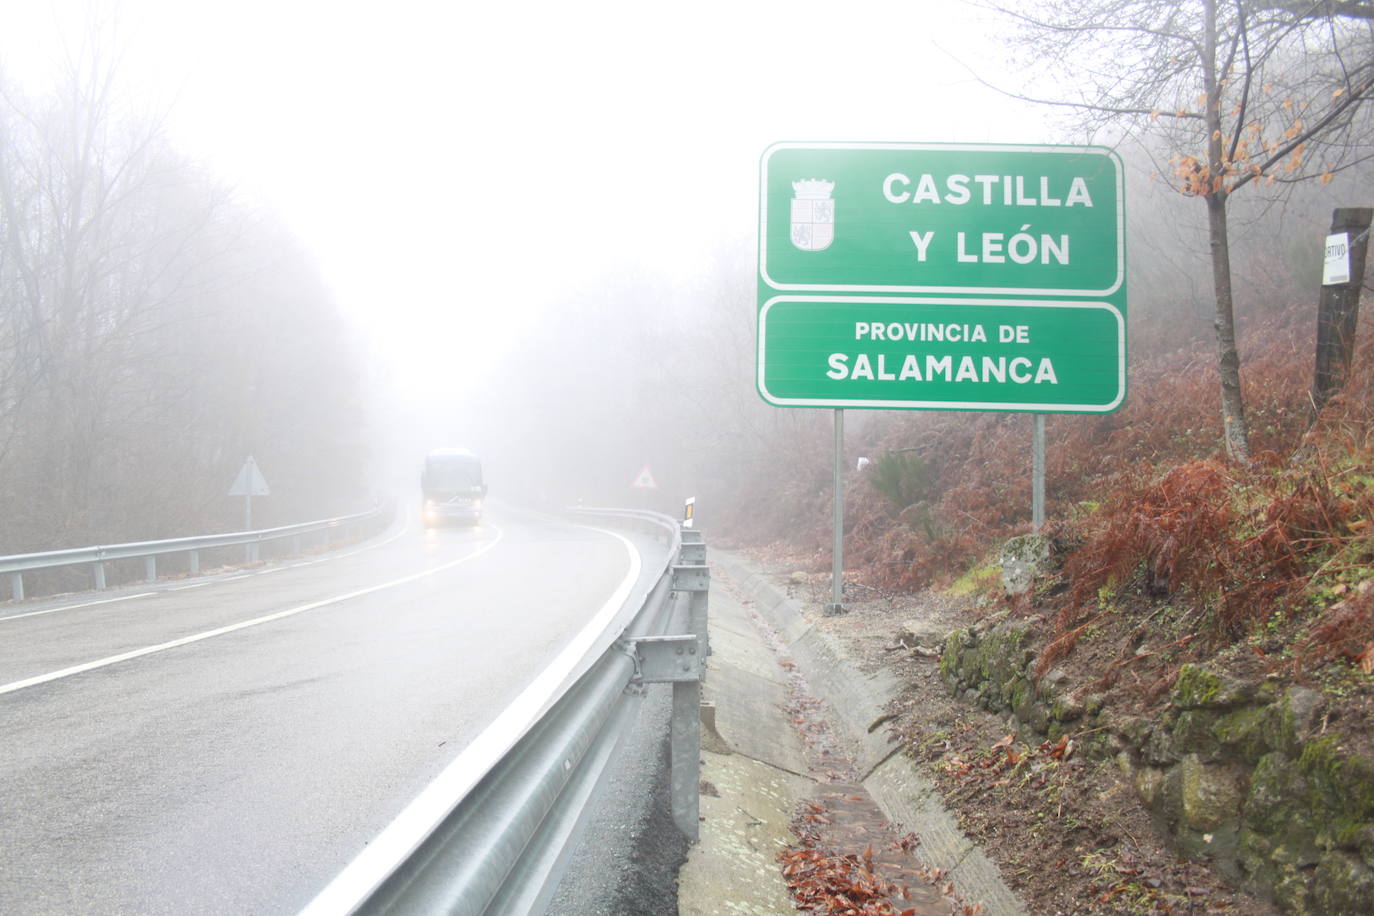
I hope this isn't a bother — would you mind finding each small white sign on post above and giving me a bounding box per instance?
[1324,232,1352,286]
[631,466,658,490]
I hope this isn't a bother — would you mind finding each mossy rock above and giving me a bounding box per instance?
[1239,828,1318,914]
[1133,764,1166,808]
[1172,663,1254,710]
[1313,849,1374,914]
[1006,674,1042,726]
[1261,686,1326,758]
[1173,709,1225,762]
[1174,685,1321,768]
[1046,689,1085,724]
[1246,752,1313,837]
[940,622,1035,707]
[1299,735,1374,848]
[1139,721,1179,767]
[999,533,1051,595]
[1211,704,1272,764]
[1112,714,1154,750]
[1179,753,1245,832]
[1157,762,1184,826]
[974,623,1033,687]
[939,628,976,687]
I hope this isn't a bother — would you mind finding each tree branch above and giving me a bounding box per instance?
[1227,1,1256,165]
[1252,0,1374,21]
[1230,71,1374,193]
[939,45,1206,121]
[978,2,1205,56]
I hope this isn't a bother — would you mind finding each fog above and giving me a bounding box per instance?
[2,0,1369,549]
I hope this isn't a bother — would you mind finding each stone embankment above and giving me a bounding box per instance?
[941,617,1374,913]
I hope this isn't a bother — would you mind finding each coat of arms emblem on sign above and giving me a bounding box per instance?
[790,179,835,251]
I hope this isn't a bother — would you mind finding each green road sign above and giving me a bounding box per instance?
[760,142,1124,297]
[758,297,1124,412]
[757,142,1127,412]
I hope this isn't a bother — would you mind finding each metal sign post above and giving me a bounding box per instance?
[827,409,846,615]
[1032,414,1046,531]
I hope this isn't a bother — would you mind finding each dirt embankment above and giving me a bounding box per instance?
[768,569,1287,915]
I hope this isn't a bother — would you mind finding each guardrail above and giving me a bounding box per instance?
[301,507,709,916]
[0,504,388,602]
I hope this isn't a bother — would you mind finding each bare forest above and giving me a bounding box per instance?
[0,61,372,555]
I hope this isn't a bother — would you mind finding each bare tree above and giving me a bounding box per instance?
[978,0,1374,460]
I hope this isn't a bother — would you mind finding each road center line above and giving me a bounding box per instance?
[0,526,505,697]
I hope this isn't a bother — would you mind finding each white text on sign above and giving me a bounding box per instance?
[882,173,1095,207]
[851,322,1032,343]
[829,320,1057,385]
[888,173,1094,267]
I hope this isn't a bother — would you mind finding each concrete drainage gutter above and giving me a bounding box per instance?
[713,551,1027,916]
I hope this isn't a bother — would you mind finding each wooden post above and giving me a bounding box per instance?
[1312,207,1373,413]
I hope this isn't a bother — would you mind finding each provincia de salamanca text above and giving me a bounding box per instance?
[825,320,1058,386]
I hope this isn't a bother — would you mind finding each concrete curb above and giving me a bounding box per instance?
[678,550,818,914]
[714,551,1028,916]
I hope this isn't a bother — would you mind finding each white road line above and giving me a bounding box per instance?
[167,580,214,591]
[0,591,158,623]
[300,523,640,916]
[0,526,505,697]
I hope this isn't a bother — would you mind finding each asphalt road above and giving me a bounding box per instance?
[0,506,658,915]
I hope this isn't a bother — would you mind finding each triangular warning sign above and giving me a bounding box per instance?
[228,455,271,497]
[631,466,658,490]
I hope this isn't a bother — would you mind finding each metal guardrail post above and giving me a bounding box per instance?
[10,573,22,602]
[145,556,157,582]
[676,526,709,660]
[189,550,200,575]
[672,564,710,663]
[671,678,702,840]
[93,562,106,590]
[631,634,704,840]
